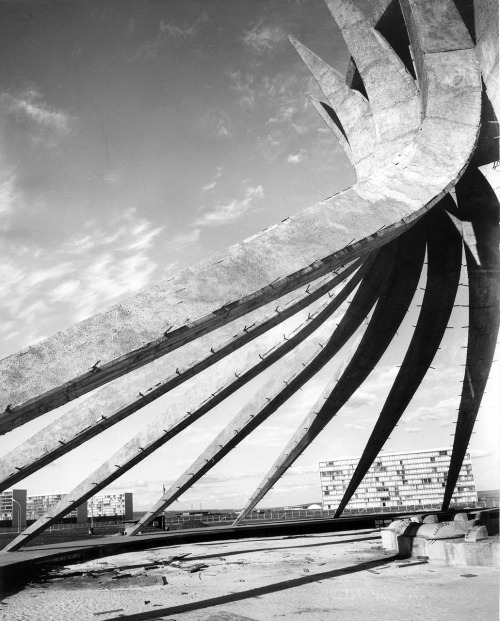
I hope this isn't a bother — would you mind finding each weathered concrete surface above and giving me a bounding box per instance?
[0,266,356,436]
[235,223,426,523]
[0,263,363,492]
[443,167,500,509]
[474,0,499,118]
[0,0,481,426]
[289,36,375,178]
[335,204,463,517]
[4,270,374,551]
[398,535,500,567]
[324,0,420,171]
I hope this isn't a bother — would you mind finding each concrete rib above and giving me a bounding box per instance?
[128,243,402,534]
[335,204,463,517]
[233,222,426,523]
[0,0,481,427]
[442,167,500,509]
[2,256,381,552]
[0,265,362,491]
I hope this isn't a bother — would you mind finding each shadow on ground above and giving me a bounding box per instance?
[104,555,398,620]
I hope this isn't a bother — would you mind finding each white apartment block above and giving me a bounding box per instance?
[0,489,27,528]
[27,494,87,523]
[88,492,133,520]
[320,447,477,511]
[2,490,133,523]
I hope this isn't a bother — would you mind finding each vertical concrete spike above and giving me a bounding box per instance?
[306,93,354,167]
[324,0,420,161]
[288,35,375,178]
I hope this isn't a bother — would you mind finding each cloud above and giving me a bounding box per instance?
[0,88,70,135]
[0,172,18,231]
[167,228,201,251]
[267,106,298,125]
[287,151,306,164]
[469,448,492,459]
[227,71,256,108]
[200,110,232,138]
[242,22,286,53]
[201,167,223,193]
[406,427,423,433]
[0,208,166,350]
[136,12,208,58]
[344,423,366,430]
[344,390,377,409]
[195,184,264,226]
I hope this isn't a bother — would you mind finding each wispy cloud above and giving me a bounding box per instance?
[136,12,208,58]
[0,88,70,135]
[242,22,286,54]
[227,71,256,108]
[166,227,201,251]
[195,184,264,226]
[406,427,423,433]
[160,12,208,41]
[200,110,232,138]
[344,423,366,430]
[287,150,306,164]
[0,208,166,351]
[201,167,223,193]
[0,172,18,231]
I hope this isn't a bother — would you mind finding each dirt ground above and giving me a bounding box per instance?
[1,528,498,621]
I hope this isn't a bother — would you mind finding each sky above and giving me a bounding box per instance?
[0,0,498,512]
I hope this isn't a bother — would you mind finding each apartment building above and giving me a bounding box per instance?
[0,489,27,529]
[88,492,133,520]
[320,448,477,511]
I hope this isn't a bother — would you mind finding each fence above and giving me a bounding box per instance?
[0,499,496,533]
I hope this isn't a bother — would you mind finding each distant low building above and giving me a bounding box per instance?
[4,490,132,524]
[88,492,133,521]
[27,494,87,523]
[0,489,27,529]
[319,447,477,511]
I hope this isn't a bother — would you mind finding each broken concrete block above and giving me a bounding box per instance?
[423,514,438,524]
[464,526,489,542]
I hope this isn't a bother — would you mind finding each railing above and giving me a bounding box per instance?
[0,500,496,533]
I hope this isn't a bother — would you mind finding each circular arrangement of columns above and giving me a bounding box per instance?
[0,0,498,552]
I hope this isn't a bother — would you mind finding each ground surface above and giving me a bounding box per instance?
[0,528,498,621]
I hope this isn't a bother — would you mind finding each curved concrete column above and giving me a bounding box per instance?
[335,204,463,517]
[129,242,403,533]
[0,263,363,490]
[128,322,370,536]
[234,223,426,523]
[3,257,381,552]
[0,0,481,431]
[442,167,500,509]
